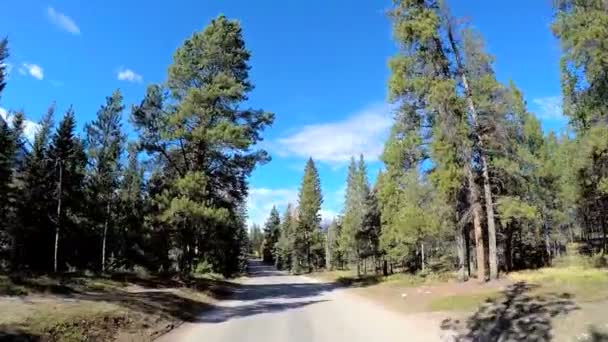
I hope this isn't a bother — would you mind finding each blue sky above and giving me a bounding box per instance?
[0,0,567,226]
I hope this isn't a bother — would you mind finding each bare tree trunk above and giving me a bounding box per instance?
[101,200,110,272]
[54,161,63,273]
[467,166,487,282]
[456,227,469,281]
[421,242,425,272]
[481,156,498,279]
[445,19,497,281]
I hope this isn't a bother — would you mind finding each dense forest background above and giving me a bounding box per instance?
[1,0,607,282]
[250,0,608,281]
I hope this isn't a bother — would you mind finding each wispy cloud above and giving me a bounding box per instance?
[0,108,41,142]
[275,103,393,165]
[19,63,44,80]
[47,7,81,35]
[117,68,143,83]
[532,96,564,120]
[247,187,298,226]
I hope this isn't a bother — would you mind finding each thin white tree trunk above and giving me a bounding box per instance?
[421,243,425,272]
[101,200,110,272]
[54,161,63,273]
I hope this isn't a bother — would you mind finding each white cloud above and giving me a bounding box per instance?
[246,186,341,227]
[532,96,564,120]
[0,108,41,142]
[47,7,81,35]
[320,209,338,223]
[21,63,44,80]
[247,187,298,226]
[117,68,143,83]
[276,103,393,165]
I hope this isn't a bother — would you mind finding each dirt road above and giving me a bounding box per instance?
[157,260,441,342]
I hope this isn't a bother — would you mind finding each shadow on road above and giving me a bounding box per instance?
[440,282,578,341]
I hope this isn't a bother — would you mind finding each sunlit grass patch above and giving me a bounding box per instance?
[428,291,501,312]
[509,267,608,301]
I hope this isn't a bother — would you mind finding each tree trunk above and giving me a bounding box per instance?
[445,16,497,281]
[383,259,388,276]
[101,200,110,272]
[54,161,63,273]
[505,227,513,272]
[481,156,498,279]
[421,243,425,272]
[467,166,487,282]
[456,226,469,281]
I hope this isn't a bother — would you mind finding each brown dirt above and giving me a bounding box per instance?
[347,276,511,314]
[0,274,235,341]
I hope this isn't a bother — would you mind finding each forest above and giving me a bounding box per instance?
[1,0,607,285]
[249,0,608,282]
[0,16,272,277]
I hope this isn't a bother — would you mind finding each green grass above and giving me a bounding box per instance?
[428,291,501,312]
[312,269,453,289]
[509,266,608,301]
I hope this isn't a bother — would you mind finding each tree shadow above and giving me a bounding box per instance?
[0,327,40,342]
[198,299,328,323]
[440,282,579,341]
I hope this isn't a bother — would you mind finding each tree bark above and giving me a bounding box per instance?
[445,19,497,280]
[53,161,63,273]
[505,227,513,272]
[101,200,110,272]
[467,166,487,282]
[421,243,425,272]
[456,226,469,281]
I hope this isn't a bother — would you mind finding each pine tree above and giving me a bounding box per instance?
[553,0,608,253]
[116,144,145,269]
[339,155,373,275]
[49,109,87,272]
[0,115,15,265]
[18,106,54,269]
[261,206,281,264]
[132,15,274,276]
[249,224,263,257]
[296,158,323,273]
[275,203,296,270]
[0,37,8,98]
[85,90,126,272]
[388,0,480,280]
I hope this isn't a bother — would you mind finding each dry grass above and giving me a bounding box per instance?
[509,266,608,301]
[0,273,234,341]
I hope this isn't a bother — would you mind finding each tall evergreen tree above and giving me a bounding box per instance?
[0,37,8,98]
[132,15,274,276]
[339,155,372,275]
[249,224,263,257]
[295,158,323,273]
[85,90,126,272]
[18,106,54,269]
[275,203,296,270]
[115,144,146,269]
[49,109,87,272]
[261,206,281,264]
[553,0,608,253]
[388,0,483,280]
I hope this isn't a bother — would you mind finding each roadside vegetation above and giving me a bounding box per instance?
[0,272,234,341]
[0,15,265,340]
[2,0,608,340]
